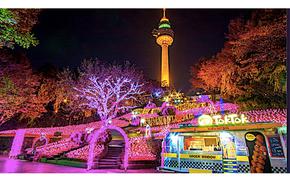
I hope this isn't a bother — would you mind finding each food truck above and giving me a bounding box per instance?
[160,113,287,173]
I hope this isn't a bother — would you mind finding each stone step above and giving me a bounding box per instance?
[105,154,120,156]
[99,158,119,162]
[107,149,123,151]
[107,151,122,153]
[105,155,120,158]
[106,154,121,156]
[98,161,120,165]
[106,153,121,156]
[108,145,123,147]
[98,164,120,169]
[104,156,120,159]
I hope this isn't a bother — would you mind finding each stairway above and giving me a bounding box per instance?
[97,141,124,169]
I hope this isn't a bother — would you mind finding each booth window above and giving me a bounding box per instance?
[184,136,221,152]
[204,137,218,147]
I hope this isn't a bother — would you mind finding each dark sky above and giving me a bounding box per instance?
[26,9,253,92]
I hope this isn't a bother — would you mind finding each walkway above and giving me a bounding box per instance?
[0,156,157,173]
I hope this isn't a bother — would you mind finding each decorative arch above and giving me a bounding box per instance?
[87,125,130,171]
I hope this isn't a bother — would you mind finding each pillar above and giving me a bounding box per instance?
[9,129,26,158]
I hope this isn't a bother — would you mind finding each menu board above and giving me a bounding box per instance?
[267,136,284,157]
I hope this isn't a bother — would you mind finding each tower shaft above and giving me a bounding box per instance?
[161,44,170,87]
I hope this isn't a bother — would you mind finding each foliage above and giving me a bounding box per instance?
[0,51,51,125]
[190,10,286,110]
[0,9,40,49]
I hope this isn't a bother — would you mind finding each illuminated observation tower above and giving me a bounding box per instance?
[152,9,174,88]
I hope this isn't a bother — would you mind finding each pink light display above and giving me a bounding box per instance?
[65,144,104,161]
[128,136,156,161]
[34,139,80,159]
[0,106,287,166]
[9,129,25,158]
[241,109,287,126]
[183,103,239,116]
[0,116,129,136]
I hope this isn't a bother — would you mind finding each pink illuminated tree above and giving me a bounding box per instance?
[74,60,145,126]
[190,10,286,109]
[0,51,50,125]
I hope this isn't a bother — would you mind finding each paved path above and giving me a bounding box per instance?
[0,156,157,173]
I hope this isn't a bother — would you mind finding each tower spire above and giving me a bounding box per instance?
[163,8,166,18]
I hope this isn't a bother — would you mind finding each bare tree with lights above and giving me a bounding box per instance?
[74,61,144,126]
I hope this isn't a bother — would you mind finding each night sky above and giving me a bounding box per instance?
[25,9,253,92]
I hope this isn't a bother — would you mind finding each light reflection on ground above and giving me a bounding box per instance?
[0,156,157,173]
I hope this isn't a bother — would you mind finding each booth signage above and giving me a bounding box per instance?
[162,153,177,158]
[180,153,222,160]
[267,136,285,157]
[245,133,256,141]
[198,114,249,126]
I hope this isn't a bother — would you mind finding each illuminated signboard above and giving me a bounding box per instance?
[198,114,249,126]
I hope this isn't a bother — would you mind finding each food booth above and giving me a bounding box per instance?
[161,114,287,173]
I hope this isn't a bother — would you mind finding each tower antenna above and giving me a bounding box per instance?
[163,8,166,18]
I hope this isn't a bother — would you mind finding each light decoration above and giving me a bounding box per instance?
[131,111,137,119]
[140,118,145,125]
[161,105,178,116]
[278,126,287,135]
[0,108,285,138]
[9,129,25,158]
[144,101,157,109]
[73,145,103,161]
[65,143,104,161]
[128,136,156,161]
[74,76,144,126]
[151,88,164,99]
[0,106,287,166]
[70,132,83,144]
[240,109,287,126]
[184,103,239,116]
[33,139,80,159]
[145,124,151,137]
[0,115,129,136]
[85,128,94,134]
[32,133,48,148]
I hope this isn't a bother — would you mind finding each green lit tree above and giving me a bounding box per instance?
[0,9,40,49]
